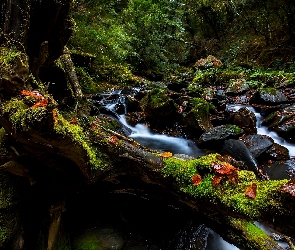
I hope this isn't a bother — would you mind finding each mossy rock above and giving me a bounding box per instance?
[182,98,213,132]
[0,47,29,98]
[140,88,177,117]
[249,88,288,105]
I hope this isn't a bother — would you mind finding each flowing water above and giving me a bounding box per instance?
[102,95,294,249]
[227,104,295,157]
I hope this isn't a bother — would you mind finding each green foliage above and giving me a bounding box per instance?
[123,0,187,72]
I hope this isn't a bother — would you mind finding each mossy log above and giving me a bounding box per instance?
[0,1,294,249]
[0,89,294,249]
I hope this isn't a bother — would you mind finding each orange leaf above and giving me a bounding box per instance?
[31,99,48,109]
[245,183,257,199]
[212,175,223,186]
[21,90,43,99]
[160,152,173,157]
[192,174,202,186]
[280,178,295,197]
[69,118,77,124]
[210,162,236,175]
[108,135,117,144]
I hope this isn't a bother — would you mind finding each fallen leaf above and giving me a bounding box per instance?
[69,118,77,124]
[108,135,117,144]
[160,152,173,157]
[21,90,44,99]
[280,178,295,197]
[245,183,257,199]
[210,162,236,175]
[192,174,202,186]
[212,175,223,186]
[31,99,48,109]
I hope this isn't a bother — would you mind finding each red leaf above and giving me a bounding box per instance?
[108,135,117,144]
[210,162,236,175]
[212,175,223,186]
[192,174,202,186]
[280,178,295,197]
[245,183,257,199]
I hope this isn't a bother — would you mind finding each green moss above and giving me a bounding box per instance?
[229,218,279,249]
[261,87,277,95]
[0,47,22,70]
[2,98,48,131]
[53,110,106,169]
[161,153,288,219]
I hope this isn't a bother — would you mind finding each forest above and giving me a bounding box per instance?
[0,0,295,249]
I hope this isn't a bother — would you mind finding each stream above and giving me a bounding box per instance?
[97,90,295,250]
[117,112,289,249]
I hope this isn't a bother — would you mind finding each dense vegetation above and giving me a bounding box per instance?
[69,0,295,87]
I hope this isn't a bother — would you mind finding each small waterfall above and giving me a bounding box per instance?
[227,104,295,157]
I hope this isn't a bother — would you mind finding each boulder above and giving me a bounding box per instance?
[241,134,273,158]
[233,107,257,134]
[226,79,249,96]
[249,88,288,105]
[221,139,259,175]
[197,125,243,150]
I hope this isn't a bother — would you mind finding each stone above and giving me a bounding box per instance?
[234,107,257,134]
[197,125,243,150]
[222,139,259,174]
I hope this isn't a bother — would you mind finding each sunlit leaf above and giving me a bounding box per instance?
[280,178,295,197]
[192,174,202,186]
[21,90,44,99]
[245,183,257,199]
[210,162,236,175]
[212,174,223,186]
[160,152,173,157]
[108,135,118,144]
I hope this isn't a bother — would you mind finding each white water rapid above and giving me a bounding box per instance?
[104,98,293,250]
[227,104,295,157]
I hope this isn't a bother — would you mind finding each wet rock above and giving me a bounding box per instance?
[226,79,249,96]
[241,134,273,158]
[126,96,141,113]
[197,125,243,150]
[140,88,177,117]
[249,88,288,105]
[233,107,257,134]
[262,160,295,180]
[264,143,290,161]
[221,139,259,174]
[169,221,209,250]
[182,98,213,133]
[262,104,295,142]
